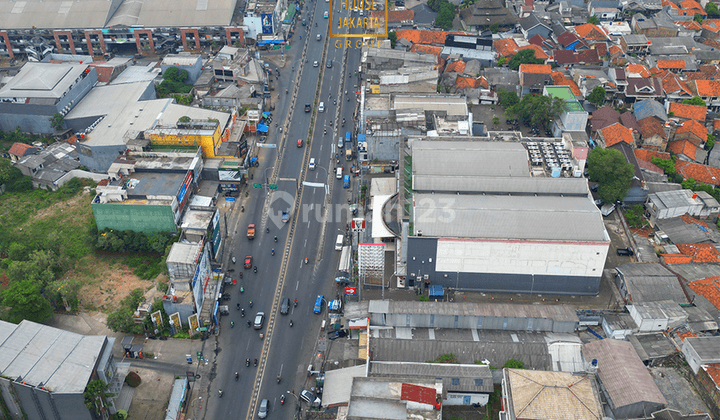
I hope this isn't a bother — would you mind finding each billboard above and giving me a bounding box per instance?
[191,247,211,314]
[261,13,274,34]
[177,171,194,213]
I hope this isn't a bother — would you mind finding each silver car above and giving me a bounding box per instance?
[254,312,265,329]
[258,399,269,418]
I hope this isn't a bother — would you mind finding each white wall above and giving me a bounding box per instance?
[445,393,489,406]
[436,240,608,278]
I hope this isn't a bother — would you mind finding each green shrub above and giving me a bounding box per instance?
[125,372,141,387]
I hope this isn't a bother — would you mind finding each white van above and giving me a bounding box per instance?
[319,102,325,112]
[335,234,344,251]
[336,167,342,179]
[338,137,344,148]
[309,158,316,170]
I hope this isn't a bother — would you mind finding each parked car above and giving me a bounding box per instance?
[313,295,324,314]
[616,247,634,257]
[327,330,347,340]
[280,297,290,315]
[254,312,265,329]
[300,390,320,406]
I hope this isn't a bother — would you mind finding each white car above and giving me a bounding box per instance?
[254,312,265,329]
[258,399,269,418]
[309,158,316,170]
[313,60,319,67]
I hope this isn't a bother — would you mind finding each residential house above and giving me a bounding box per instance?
[675,160,720,186]
[638,117,669,151]
[675,20,703,37]
[557,32,587,51]
[552,49,602,66]
[544,86,588,135]
[626,78,664,101]
[589,0,620,20]
[589,106,621,135]
[659,71,694,102]
[528,34,557,50]
[518,63,552,95]
[597,122,635,147]
[14,142,84,190]
[678,0,706,17]
[632,12,679,37]
[688,80,720,112]
[682,336,720,374]
[551,71,582,97]
[7,142,38,163]
[668,139,701,162]
[668,103,707,122]
[674,119,708,146]
[701,20,720,40]
[493,38,520,57]
[519,14,553,39]
[602,21,632,37]
[574,23,611,43]
[626,63,652,78]
[621,34,651,55]
[611,141,648,204]
[634,99,668,122]
[608,67,628,92]
[621,111,642,135]
[160,54,203,84]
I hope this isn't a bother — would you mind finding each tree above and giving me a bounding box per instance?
[694,13,704,23]
[503,359,525,369]
[489,22,500,33]
[706,133,716,151]
[650,157,676,175]
[492,116,501,125]
[84,379,114,415]
[388,31,397,48]
[587,148,634,203]
[505,94,565,131]
[435,3,455,29]
[587,15,600,24]
[624,204,647,228]
[683,96,706,107]
[508,48,543,71]
[49,113,65,131]
[0,158,32,192]
[586,86,606,107]
[706,1,719,16]
[1,280,54,323]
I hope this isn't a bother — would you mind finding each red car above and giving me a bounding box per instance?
[297,139,304,147]
[244,255,253,268]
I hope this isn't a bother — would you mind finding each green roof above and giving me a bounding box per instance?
[566,100,585,113]
[544,86,576,101]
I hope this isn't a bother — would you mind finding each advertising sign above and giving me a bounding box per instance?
[188,314,199,336]
[261,13,274,34]
[345,286,357,295]
[191,248,210,314]
[177,172,194,213]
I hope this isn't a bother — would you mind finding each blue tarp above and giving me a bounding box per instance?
[262,112,271,117]
[357,134,366,142]
[257,40,286,46]
[257,123,269,132]
[429,285,444,300]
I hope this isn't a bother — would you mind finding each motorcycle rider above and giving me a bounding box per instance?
[246,358,250,366]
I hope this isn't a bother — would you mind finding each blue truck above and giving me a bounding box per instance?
[343,175,350,189]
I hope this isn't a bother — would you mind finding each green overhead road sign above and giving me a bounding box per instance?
[268,184,279,190]
[253,183,263,188]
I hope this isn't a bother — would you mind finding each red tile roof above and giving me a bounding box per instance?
[669,103,707,122]
[388,9,415,22]
[636,157,664,173]
[690,80,720,97]
[675,119,708,143]
[704,364,720,387]
[455,76,488,89]
[668,139,698,160]
[715,119,720,130]
[551,71,582,96]
[676,20,703,30]
[660,73,693,97]
[7,142,36,157]
[680,0,703,10]
[396,29,468,45]
[609,44,623,56]
[599,122,635,147]
[638,117,667,140]
[519,44,548,60]
[519,64,552,74]
[634,148,671,162]
[686,64,720,80]
[626,64,651,78]
[678,243,720,263]
[574,23,609,41]
[657,60,686,70]
[409,44,443,58]
[678,331,698,341]
[445,60,466,73]
[702,19,720,33]
[493,38,519,57]
[675,160,720,185]
[687,276,720,312]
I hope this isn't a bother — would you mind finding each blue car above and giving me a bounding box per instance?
[313,295,324,314]
[343,175,350,189]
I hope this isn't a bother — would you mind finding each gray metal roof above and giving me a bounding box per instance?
[371,333,553,370]
[0,0,114,29]
[684,305,718,332]
[0,62,88,100]
[0,320,106,393]
[654,217,720,245]
[394,95,468,116]
[616,263,688,304]
[106,0,236,27]
[413,176,590,195]
[368,301,579,322]
[413,193,608,241]
[684,336,720,360]
[627,333,676,361]
[666,263,720,282]
[66,81,154,124]
[583,339,667,409]
[126,171,185,198]
[167,242,203,264]
[412,141,530,178]
[370,361,493,393]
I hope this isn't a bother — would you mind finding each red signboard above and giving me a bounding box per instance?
[344,287,357,295]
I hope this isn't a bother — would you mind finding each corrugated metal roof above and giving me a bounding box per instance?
[394,96,468,116]
[627,333,676,361]
[413,193,607,241]
[684,336,720,360]
[368,301,579,322]
[0,63,87,99]
[616,263,688,304]
[371,361,493,393]
[505,369,602,420]
[582,339,667,408]
[412,141,529,178]
[413,176,590,195]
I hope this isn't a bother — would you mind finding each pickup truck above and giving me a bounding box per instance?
[247,224,256,239]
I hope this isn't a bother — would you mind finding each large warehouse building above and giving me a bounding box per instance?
[405,141,609,296]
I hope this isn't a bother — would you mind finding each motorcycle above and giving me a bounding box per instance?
[329,120,333,127]
[324,129,327,135]
[274,236,278,242]
[241,206,245,212]
[290,320,293,327]
[230,321,234,328]
[280,395,286,405]
[271,249,275,256]
[218,390,223,398]
[277,374,281,383]
[294,299,298,307]
[253,266,258,273]
[304,258,308,265]
[266,227,270,233]
[246,358,250,366]
[237,303,241,311]
[239,272,243,279]
[333,99,336,105]
[232,257,236,264]
[235,372,239,381]
[240,286,245,293]
[249,300,254,308]
[254,359,258,367]
[241,309,245,317]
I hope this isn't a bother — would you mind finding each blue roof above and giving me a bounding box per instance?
[633,99,667,122]
[429,285,444,298]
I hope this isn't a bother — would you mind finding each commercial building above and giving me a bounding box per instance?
[404,140,608,296]
[645,189,720,226]
[91,150,204,233]
[160,54,203,84]
[0,62,97,133]
[0,320,124,420]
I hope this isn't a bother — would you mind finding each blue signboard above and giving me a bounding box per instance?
[261,13,274,34]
